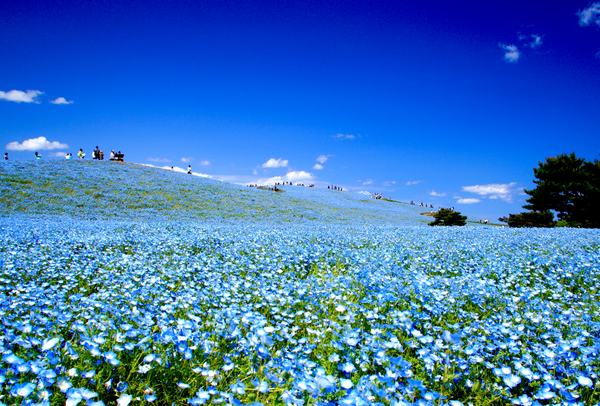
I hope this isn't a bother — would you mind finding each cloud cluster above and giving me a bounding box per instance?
[455,198,481,204]
[6,137,68,151]
[333,134,356,140]
[181,157,194,163]
[313,163,324,170]
[50,97,74,105]
[0,90,43,103]
[462,182,518,202]
[316,155,331,164]
[406,180,422,186]
[148,157,171,163]
[429,190,447,197]
[499,44,520,63]
[200,160,210,167]
[382,181,396,187]
[578,2,600,26]
[255,170,314,185]
[261,158,288,168]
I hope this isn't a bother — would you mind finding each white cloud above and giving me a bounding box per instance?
[181,157,194,163]
[50,97,73,105]
[148,157,171,162]
[462,182,518,202]
[499,44,520,63]
[252,169,258,175]
[313,163,324,170]
[316,154,331,164]
[382,181,396,187]
[253,170,315,185]
[49,151,68,157]
[455,198,481,204]
[143,163,211,178]
[333,133,356,140]
[200,160,210,167]
[360,179,374,186]
[529,34,543,48]
[0,90,43,103]
[429,190,447,197]
[358,191,371,196]
[261,158,288,168]
[406,180,422,186]
[578,2,600,26]
[6,136,68,151]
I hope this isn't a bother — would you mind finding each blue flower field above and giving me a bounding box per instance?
[1,161,600,406]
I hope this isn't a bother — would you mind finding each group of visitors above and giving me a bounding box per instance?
[372,193,383,200]
[410,201,434,208]
[478,218,489,224]
[328,185,343,191]
[1,147,124,162]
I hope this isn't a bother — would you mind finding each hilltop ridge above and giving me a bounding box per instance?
[1,160,432,225]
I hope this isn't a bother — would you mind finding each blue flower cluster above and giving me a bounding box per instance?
[1,217,599,405]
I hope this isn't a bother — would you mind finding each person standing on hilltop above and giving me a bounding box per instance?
[187,165,192,174]
[35,152,41,160]
[3,153,7,160]
[78,149,85,159]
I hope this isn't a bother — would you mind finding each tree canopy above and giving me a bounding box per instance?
[428,208,467,226]
[520,153,599,228]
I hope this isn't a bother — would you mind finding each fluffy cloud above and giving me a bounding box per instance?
[456,198,481,204]
[313,163,324,170]
[6,136,68,151]
[181,157,194,163]
[148,157,171,162]
[578,2,600,26]
[50,97,73,105]
[360,179,374,186]
[406,180,422,186]
[254,170,315,185]
[333,134,356,140]
[529,34,543,48]
[429,190,447,197]
[261,158,288,168]
[499,44,520,63]
[200,160,210,167]
[382,181,396,187]
[0,90,43,103]
[316,154,331,164]
[49,151,69,157]
[462,182,517,202]
[358,191,372,196]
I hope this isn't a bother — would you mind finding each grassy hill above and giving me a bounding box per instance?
[0,160,432,224]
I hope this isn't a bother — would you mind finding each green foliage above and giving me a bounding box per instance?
[556,219,570,228]
[523,152,600,228]
[428,208,467,226]
[507,211,555,228]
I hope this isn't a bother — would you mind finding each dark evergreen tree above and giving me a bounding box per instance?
[523,153,600,228]
[428,209,467,226]
[507,211,555,228]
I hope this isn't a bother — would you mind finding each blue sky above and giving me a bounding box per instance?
[2,0,599,220]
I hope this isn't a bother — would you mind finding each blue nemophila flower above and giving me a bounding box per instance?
[178,382,191,389]
[41,337,61,351]
[116,393,132,406]
[116,381,128,392]
[504,375,522,389]
[10,382,36,397]
[340,379,354,389]
[577,376,593,387]
[82,370,96,379]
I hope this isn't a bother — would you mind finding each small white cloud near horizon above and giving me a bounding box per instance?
[0,90,43,103]
[382,180,396,187]
[50,97,73,105]
[499,43,520,63]
[406,180,422,186]
[252,169,258,175]
[462,182,518,202]
[429,190,447,197]
[181,157,194,163]
[49,151,68,158]
[254,170,314,185]
[313,163,324,170]
[360,179,374,186]
[316,154,332,164]
[578,2,600,26]
[6,136,68,151]
[455,197,481,204]
[148,157,171,163]
[261,158,288,168]
[358,191,372,196]
[333,133,356,140]
[200,160,210,167]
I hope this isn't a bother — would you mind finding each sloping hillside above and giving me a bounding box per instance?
[0,160,431,224]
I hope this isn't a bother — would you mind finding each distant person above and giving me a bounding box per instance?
[35,152,41,160]
[3,153,7,160]
[93,146,100,160]
[65,153,71,159]
[78,149,85,159]
[110,150,115,160]
[187,165,192,174]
